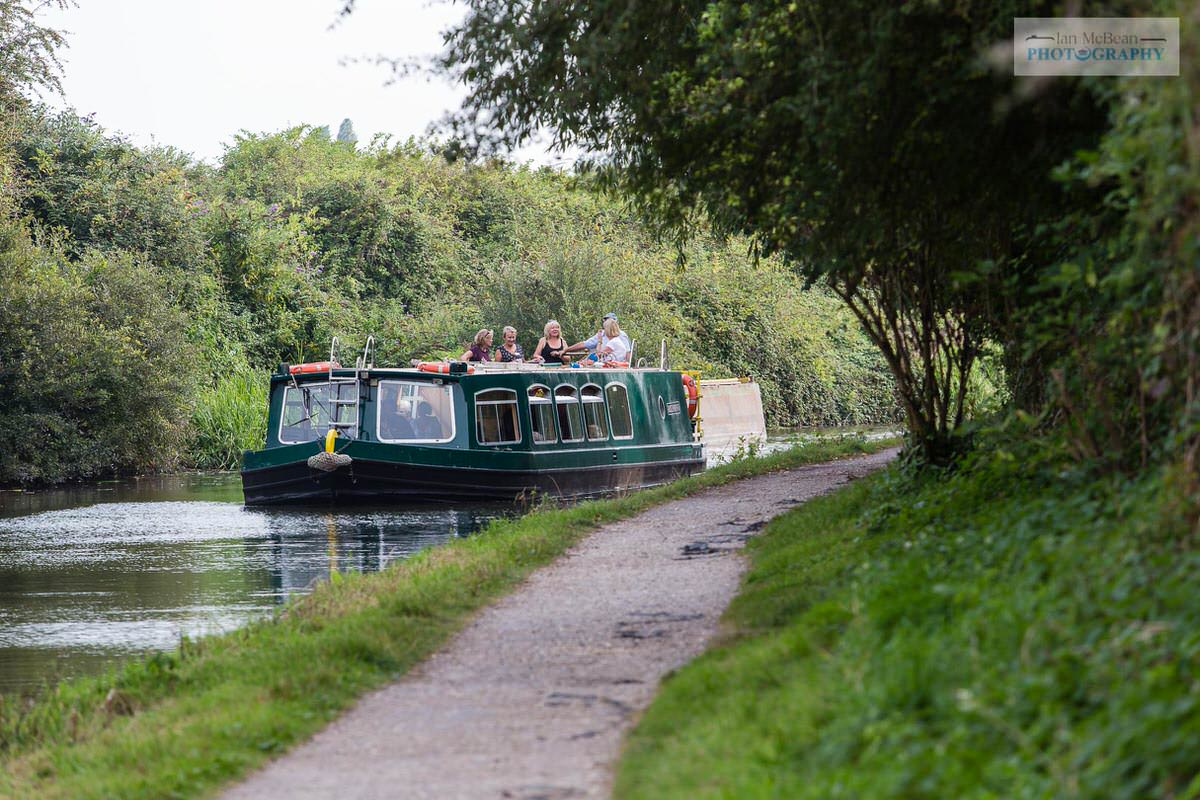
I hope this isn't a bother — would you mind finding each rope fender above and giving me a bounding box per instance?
[307,451,353,472]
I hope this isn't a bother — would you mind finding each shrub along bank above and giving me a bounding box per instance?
[0,112,900,484]
[0,437,893,800]
[614,433,1199,799]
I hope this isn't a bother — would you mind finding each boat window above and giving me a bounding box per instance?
[476,389,521,445]
[378,381,455,443]
[555,385,584,443]
[606,382,634,439]
[280,382,357,444]
[528,385,557,444]
[581,384,608,441]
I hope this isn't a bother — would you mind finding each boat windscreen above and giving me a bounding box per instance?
[279,382,356,443]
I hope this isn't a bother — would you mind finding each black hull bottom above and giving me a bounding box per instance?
[241,457,705,506]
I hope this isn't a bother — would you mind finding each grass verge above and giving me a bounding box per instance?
[0,435,895,799]
[614,439,1200,799]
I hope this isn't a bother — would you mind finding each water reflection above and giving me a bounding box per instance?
[262,508,492,597]
[0,474,503,694]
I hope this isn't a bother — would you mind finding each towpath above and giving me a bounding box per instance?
[221,448,897,800]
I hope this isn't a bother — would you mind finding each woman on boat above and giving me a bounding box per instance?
[494,326,524,362]
[461,329,493,362]
[594,317,630,363]
[531,320,569,364]
[571,315,630,364]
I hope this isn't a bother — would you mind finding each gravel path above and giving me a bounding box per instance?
[222,449,897,800]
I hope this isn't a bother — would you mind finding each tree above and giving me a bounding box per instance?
[336,117,357,145]
[14,111,207,270]
[369,0,1104,462]
[0,0,71,110]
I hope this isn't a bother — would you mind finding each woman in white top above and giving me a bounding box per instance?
[594,318,629,362]
[566,312,631,363]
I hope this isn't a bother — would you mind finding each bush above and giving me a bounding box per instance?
[0,223,199,483]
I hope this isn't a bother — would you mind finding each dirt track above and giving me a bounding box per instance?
[221,449,897,800]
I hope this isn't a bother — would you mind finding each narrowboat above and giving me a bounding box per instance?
[240,350,705,505]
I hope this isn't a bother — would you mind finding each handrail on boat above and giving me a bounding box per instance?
[357,336,375,370]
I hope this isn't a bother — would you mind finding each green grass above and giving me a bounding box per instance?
[614,440,1200,799]
[0,436,894,799]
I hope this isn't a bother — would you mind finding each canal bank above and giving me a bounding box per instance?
[0,438,896,799]
[222,447,898,800]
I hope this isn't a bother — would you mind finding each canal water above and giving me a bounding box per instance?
[0,474,502,695]
[0,427,894,696]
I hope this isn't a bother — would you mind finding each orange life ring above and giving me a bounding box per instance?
[681,373,698,418]
[289,361,339,374]
[417,361,475,375]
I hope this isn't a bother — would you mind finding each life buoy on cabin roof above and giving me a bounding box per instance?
[288,361,339,374]
[417,361,475,375]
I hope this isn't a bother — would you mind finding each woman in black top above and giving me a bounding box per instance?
[532,320,568,364]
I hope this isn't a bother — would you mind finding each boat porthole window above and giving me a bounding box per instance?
[475,388,521,445]
[528,385,557,444]
[581,384,608,441]
[657,396,668,419]
[555,385,584,443]
[605,382,634,440]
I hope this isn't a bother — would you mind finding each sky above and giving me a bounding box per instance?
[37,0,567,166]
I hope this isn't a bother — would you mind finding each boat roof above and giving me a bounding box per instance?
[273,361,671,384]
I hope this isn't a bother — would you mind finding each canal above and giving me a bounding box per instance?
[0,427,893,696]
[0,473,503,695]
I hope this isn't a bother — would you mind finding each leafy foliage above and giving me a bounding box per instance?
[188,364,268,470]
[0,111,897,482]
[14,110,207,269]
[0,224,198,483]
[1014,6,1200,482]
[0,1,71,110]
[430,0,1106,463]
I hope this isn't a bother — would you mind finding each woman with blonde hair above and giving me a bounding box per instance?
[595,317,630,363]
[494,325,524,362]
[567,312,630,363]
[460,329,493,362]
[531,319,568,364]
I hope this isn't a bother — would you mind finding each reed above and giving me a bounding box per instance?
[187,366,269,470]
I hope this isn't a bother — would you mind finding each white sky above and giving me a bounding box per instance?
[38,0,568,166]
